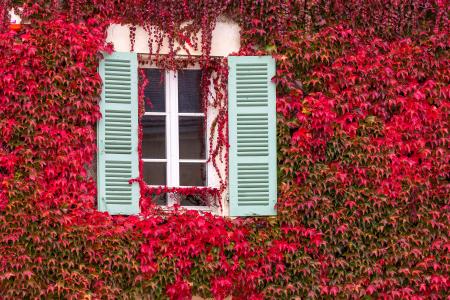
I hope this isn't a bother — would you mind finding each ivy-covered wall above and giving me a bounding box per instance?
[0,1,449,298]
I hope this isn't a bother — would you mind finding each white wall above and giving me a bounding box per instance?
[9,9,22,24]
[106,21,240,56]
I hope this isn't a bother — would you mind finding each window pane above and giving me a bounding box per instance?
[179,116,205,159]
[144,69,165,112]
[178,69,202,113]
[180,163,206,186]
[142,115,165,158]
[179,194,207,206]
[143,162,166,185]
[152,193,167,206]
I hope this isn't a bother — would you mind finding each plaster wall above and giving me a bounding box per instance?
[9,9,22,24]
[106,21,240,56]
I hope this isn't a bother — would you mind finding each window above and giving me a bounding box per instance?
[97,52,277,216]
[142,69,208,207]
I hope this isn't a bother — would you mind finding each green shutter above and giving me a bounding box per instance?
[97,52,140,215]
[228,56,277,216]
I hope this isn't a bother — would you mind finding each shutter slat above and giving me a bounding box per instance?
[228,56,277,216]
[98,52,140,215]
[105,82,132,87]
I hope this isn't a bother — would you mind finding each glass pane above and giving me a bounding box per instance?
[143,162,166,185]
[180,194,207,206]
[142,115,165,158]
[178,69,202,113]
[180,163,206,186]
[179,116,205,159]
[144,69,165,112]
[152,193,167,206]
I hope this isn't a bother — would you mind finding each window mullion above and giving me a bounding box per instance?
[164,70,173,206]
[171,70,180,187]
[167,70,180,206]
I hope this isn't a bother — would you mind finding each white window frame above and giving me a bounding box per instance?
[142,69,214,210]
